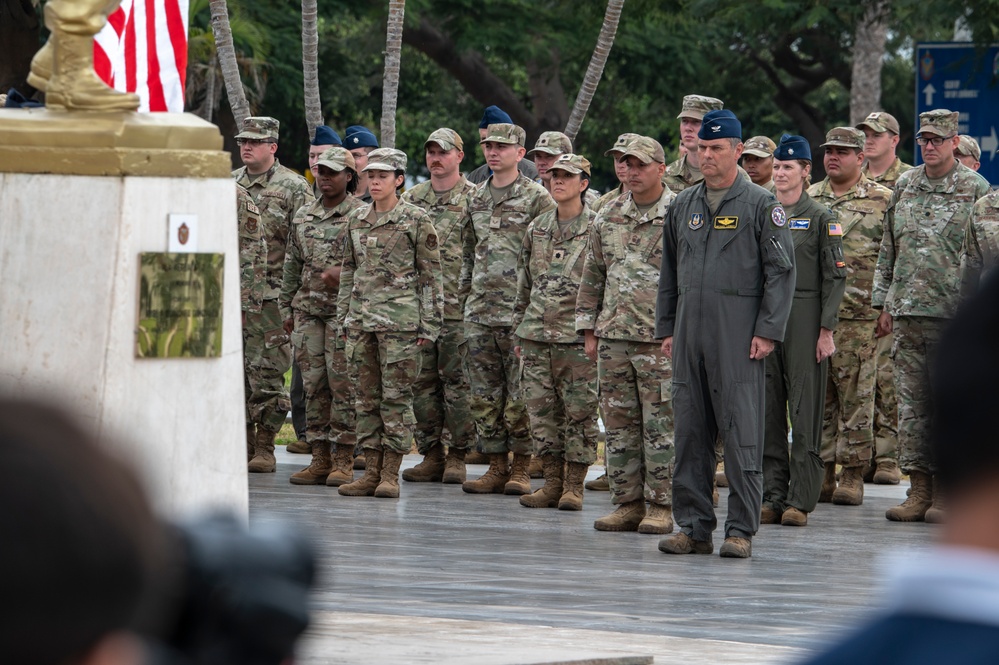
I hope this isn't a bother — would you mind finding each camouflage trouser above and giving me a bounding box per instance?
[464,322,532,455]
[873,335,899,463]
[291,312,355,448]
[597,339,674,506]
[822,319,879,466]
[413,319,475,453]
[345,329,421,455]
[892,316,945,474]
[243,299,291,433]
[520,339,600,464]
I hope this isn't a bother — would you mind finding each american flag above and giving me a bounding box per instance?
[94,0,189,112]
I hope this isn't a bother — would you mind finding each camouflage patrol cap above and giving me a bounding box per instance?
[742,136,776,158]
[480,123,527,147]
[528,131,573,156]
[425,128,463,151]
[604,132,639,156]
[621,136,666,164]
[361,147,407,172]
[235,116,279,141]
[550,153,592,176]
[918,109,959,137]
[315,146,356,173]
[677,94,724,121]
[856,111,900,135]
[820,127,865,150]
[957,134,982,161]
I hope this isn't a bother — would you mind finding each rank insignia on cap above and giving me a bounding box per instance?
[789,218,810,230]
[788,148,794,155]
[828,222,843,236]
[714,216,738,229]
[771,207,786,227]
[689,213,704,230]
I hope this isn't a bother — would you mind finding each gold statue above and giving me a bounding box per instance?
[28,0,140,111]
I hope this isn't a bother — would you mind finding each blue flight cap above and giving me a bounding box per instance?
[479,105,513,129]
[774,134,812,161]
[311,125,342,146]
[344,125,379,149]
[697,109,742,141]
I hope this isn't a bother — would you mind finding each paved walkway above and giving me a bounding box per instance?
[250,448,935,664]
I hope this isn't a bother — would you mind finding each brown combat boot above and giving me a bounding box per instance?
[248,428,277,473]
[465,450,490,465]
[374,450,405,498]
[442,447,467,484]
[338,449,383,496]
[558,461,588,511]
[832,465,865,505]
[873,459,902,485]
[715,461,729,488]
[289,442,333,485]
[593,499,646,532]
[760,505,781,524]
[287,438,310,454]
[520,454,564,508]
[326,444,355,487]
[886,470,933,522]
[781,506,808,526]
[246,424,256,462]
[504,453,533,495]
[461,453,510,494]
[818,462,836,502]
[658,532,713,554]
[719,537,752,558]
[638,503,674,534]
[585,471,610,491]
[527,455,544,479]
[402,443,445,482]
[924,476,946,524]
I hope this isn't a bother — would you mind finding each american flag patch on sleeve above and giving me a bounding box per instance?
[828,223,843,236]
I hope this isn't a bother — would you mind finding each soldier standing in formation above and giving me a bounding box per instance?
[761,135,847,527]
[467,106,540,185]
[232,116,314,473]
[857,112,911,189]
[956,135,982,172]
[960,189,999,297]
[663,95,724,193]
[513,153,601,510]
[740,136,777,194]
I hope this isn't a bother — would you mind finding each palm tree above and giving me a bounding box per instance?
[849,0,890,125]
[302,0,323,139]
[209,0,250,125]
[564,0,625,142]
[379,0,406,149]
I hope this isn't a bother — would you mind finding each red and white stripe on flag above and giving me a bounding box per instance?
[94,0,189,112]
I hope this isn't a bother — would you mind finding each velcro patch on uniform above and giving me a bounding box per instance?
[713,216,738,230]
[426,234,438,250]
[828,222,843,236]
[835,261,846,268]
[789,218,810,230]
[489,215,502,229]
[245,217,258,234]
[771,206,787,227]
[246,200,260,215]
[367,236,378,248]
[689,213,704,230]
[533,227,547,236]
[553,249,565,260]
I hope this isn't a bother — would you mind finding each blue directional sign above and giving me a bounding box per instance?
[915,43,999,185]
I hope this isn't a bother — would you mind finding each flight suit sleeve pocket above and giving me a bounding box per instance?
[764,236,793,277]
[822,244,847,278]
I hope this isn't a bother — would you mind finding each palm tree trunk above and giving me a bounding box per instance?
[380,0,406,149]
[202,54,217,122]
[209,0,250,125]
[849,0,889,125]
[302,0,323,139]
[564,0,625,142]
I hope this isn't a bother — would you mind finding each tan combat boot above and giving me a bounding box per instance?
[246,424,256,462]
[286,438,310,454]
[326,444,355,487]
[924,476,946,524]
[832,465,865,505]
[873,459,902,485]
[374,449,405,498]
[715,461,729,488]
[593,499,646,531]
[248,428,277,473]
[585,471,610,491]
[528,455,544,479]
[402,443,445,482]
[504,453,533,495]
[520,454,564,508]
[558,461,588,511]
[760,505,781,524]
[818,462,836,502]
[465,450,490,465]
[886,470,933,522]
[461,453,510,494]
[338,449,383,496]
[441,447,467,484]
[659,532,713,554]
[289,442,333,485]
[638,503,674,534]
[781,506,808,526]
[353,445,366,470]
[719,537,752,558]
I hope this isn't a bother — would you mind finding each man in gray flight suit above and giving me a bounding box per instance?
[656,109,796,559]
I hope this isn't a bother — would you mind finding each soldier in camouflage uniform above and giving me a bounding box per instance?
[236,184,266,318]
[528,131,600,210]
[399,128,477,484]
[232,116,315,473]
[466,106,540,185]
[336,148,444,499]
[279,147,365,487]
[460,123,555,495]
[874,110,991,523]
[576,137,677,534]
[741,136,777,194]
[960,190,999,298]
[855,111,911,485]
[663,94,724,194]
[513,154,601,511]
[808,127,893,505]
[956,135,982,172]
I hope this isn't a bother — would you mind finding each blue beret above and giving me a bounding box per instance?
[311,125,342,146]
[479,105,513,129]
[698,109,742,141]
[344,125,379,149]
[774,134,811,162]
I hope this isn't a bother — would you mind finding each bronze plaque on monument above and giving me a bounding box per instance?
[137,253,224,358]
